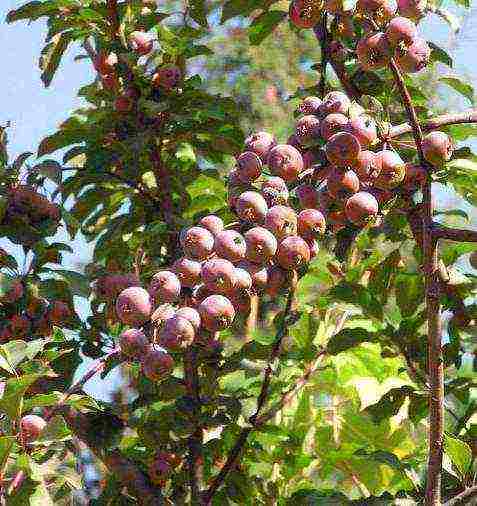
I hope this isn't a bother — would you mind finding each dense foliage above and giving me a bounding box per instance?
[0,0,476,504]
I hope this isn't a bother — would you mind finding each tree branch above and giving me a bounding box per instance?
[202,280,297,503]
[61,406,165,505]
[389,109,477,139]
[444,486,477,506]
[184,346,202,504]
[387,55,444,506]
[431,223,477,242]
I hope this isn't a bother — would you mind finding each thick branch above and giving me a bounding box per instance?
[431,223,477,242]
[61,406,164,505]
[184,346,202,504]
[203,281,297,503]
[444,486,477,506]
[389,109,477,139]
[387,55,443,506]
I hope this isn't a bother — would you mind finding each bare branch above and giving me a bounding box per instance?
[432,223,477,243]
[444,486,477,506]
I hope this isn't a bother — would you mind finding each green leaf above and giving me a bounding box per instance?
[0,437,14,476]
[221,0,263,22]
[189,0,208,27]
[249,11,287,46]
[0,274,15,298]
[327,328,378,354]
[0,375,41,420]
[33,160,62,184]
[51,269,90,297]
[440,76,474,104]
[37,415,71,443]
[444,433,472,478]
[6,1,56,23]
[429,42,453,67]
[24,392,63,411]
[39,32,72,88]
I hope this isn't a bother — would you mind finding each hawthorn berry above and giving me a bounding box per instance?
[116,287,152,326]
[198,295,235,332]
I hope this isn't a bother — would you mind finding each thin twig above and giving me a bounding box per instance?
[203,281,297,503]
[317,14,329,98]
[431,224,477,243]
[443,485,477,506]
[389,109,477,138]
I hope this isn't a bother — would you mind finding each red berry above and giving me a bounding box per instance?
[397,0,427,21]
[149,271,181,304]
[159,315,195,350]
[244,227,278,264]
[201,258,237,294]
[244,132,276,162]
[325,132,361,167]
[152,65,182,89]
[318,91,351,117]
[176,307,201,332]
[374,150,406,189]
[277,236,311,270]
[116,287,152,326]
[199,215,224,236]
[356,32,391,70]
[214,230,246,263]
[129,31,153,55]
[289,0,322,28]
[20,415,46,443]
[320,113,349,141]
[385,16,418,48]
[173,257,202,288]
[298,96,322,115]
[345,191,379,225]
[237,151,262,183]
[236,260,269,291]
[296,184,320,209]
[354,150,382,182]
[198,295,235,332]
[268,144,304,182]
[180,226,215,260]
[422,131,453,166]
[395,37,430,73]
[328,210,348,232]
[94,51,118,75]
[233,268,253,291]
[295,115,321,146]
[264,205,298,240]
[151,304,175,327]
[120,328,149,358]
[141,345,174,381]
[347,115,378,147]
[327,169,360,199]
[298,209,326,238]
[236,191,268,223]
[403,162,427,192]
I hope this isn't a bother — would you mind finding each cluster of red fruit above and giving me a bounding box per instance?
[93,28,182,114]
[0,277,72,342]
[289,0,431,74]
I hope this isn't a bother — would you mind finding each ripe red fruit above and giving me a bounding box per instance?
[141,345,174,381]
[264,205,298,240]
[403,162,427,192]
[328,210,348,232]
[265,266,288,297]
[397,0,427,20]
[325,132,361,167]
[244,227,278,264]
[277,236,311,270]
[159,315,195,350]
[233,268,253,291]
[320,113,349,141]
[327,169,360,199]
[354,150,382,182]
[48,301,72,325]
[237,151,262,183]
[129,31,153,55]
[120,328,149,358]
[328,40,349,61]
[237,260,268,291]
[385,16,418,48]
[114,95,134,113]
[149,271,181,304]
[116,287,152,326]
[199,215,224,236]
[268,144,304,182]
[298,96,322,115]
[244,131,276,162]
[198,295,235,332]
[289,0,322,28]
[214,230,246,263]
[94,52,118,75]
[374,150,406,189]
[172,257,202,288]
[236,191,268,223]
[295,115,321,146]
[201,258,237,293]
[422,131,454,166]
[176,307,201,332]
[298,209,326,238]
[395,37,430,73]
[180,226,215,260]
[152,65,182,89]
[102,73,119,91]
[345,191,379,225]
[261,177,289,205]
[356,32,391,70]
[318,91,351,117]
[20,415,46,443]
[262,176,288,194]
[358,0,396,23]
[296,184,319,209]
[347,115,378,147]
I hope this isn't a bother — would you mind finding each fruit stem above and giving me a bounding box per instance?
[202,279,297,503]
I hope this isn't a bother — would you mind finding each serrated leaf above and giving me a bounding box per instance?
[39,32,72,88]
[249,11,287,46]
[440,76,474,104]
[444,433,472,478]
